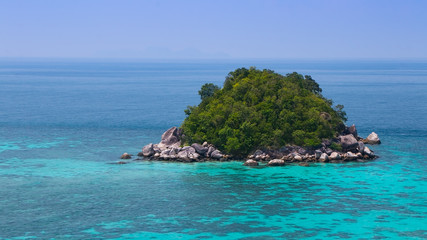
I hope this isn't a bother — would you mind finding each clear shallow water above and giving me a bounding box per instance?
[0,59,426,239]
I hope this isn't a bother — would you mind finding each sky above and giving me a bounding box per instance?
[0,0,426,59]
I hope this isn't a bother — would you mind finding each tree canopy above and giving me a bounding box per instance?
[181,67,346,157]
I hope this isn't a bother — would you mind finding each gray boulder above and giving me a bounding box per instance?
[315,150,322,159]
[357,141,365,154]
[363,146,375,158]
[329,152,341,160]
[158,127,181,149]
[243,159,259,166]
[210,150,223,159]
[340,134,358,151]
[365,132,381,144]
[191,143,208,155]
[319,153,329,162]
[345,152,358,161]
[142,143,155,157]
[267,159,285,166]
[207,146,215,157]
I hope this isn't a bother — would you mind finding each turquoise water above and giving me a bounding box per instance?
[0,59,426,239]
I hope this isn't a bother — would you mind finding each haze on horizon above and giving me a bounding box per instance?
[1,0,426,60]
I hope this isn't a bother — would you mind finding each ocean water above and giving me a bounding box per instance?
[0,59,426,239]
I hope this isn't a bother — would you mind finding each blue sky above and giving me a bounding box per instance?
[1,0,426,59]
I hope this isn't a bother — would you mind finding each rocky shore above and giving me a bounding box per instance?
[126,124,380,166]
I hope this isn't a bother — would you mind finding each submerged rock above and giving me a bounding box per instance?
[120,153,132,159]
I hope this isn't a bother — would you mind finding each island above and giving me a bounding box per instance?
[127,67,381,166]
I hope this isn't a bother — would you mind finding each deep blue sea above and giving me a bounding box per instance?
[0,59,426,239]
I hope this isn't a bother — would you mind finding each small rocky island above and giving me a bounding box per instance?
[123,68,381,166]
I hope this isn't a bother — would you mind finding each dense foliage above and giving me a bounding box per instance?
[181,67,346,156]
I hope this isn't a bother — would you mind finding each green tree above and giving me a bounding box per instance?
[181,68,346,157]
[198,83,220,101]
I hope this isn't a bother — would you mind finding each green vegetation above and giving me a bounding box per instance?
[181,67,346,157]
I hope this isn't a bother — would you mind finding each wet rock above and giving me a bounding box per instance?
[267,159,285,166]
[244,159,259,166]
[364,146,375,158]
[120,153,132,159]
[345,152,358,161]
[298,162,310,167]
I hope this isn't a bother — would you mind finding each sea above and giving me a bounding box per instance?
[0,59,426,239]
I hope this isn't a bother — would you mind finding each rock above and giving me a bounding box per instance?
[348,124,358,138]
[142,143,155,157]
[329,152,341,160]
[117,161,127,164]
[202,141,208,147]
[325,148,333,155]
[244,159,259,166]
[315,150,322,159]
[294,155,302,161]
[154,153,160,158]
[207,146,215,157]
[159,149,171,159]
[297,148,307,155]
[356,152,363,159]
[177,150,189,160]
[364,146,375,158]
[340,134,358,151]
[189,152,200,160]
[345,152,358,161]
[357,141,365,154]
[365,132,381,144]
[322,139,332,147]
[267,159,285,166]
[319,153,329,162]
[299,162,310,167]
[191,143,208,155]
[158,127,182,149]
[181,146,191,151]
[210,150,223,159]
[137,152,144,157]
[120,153,131,159]
[153,146,161,153]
